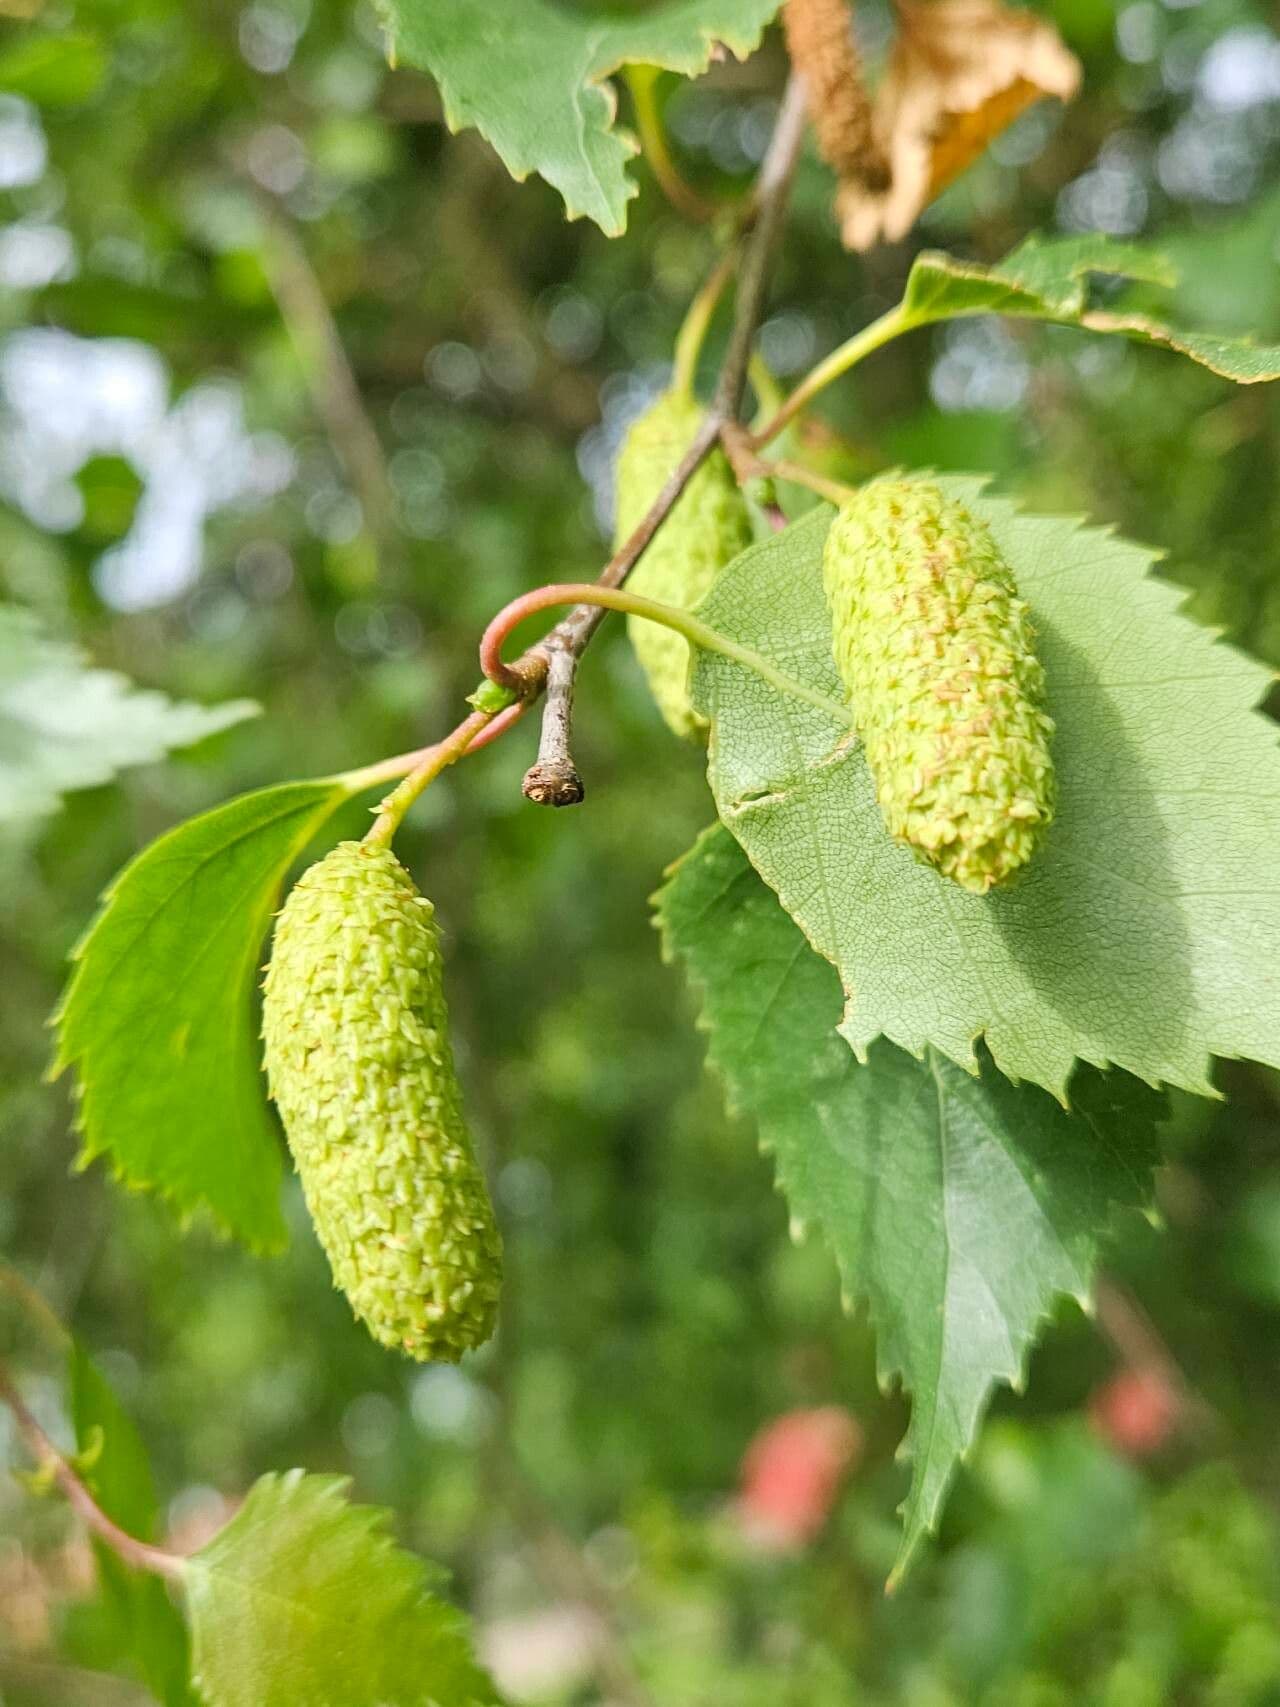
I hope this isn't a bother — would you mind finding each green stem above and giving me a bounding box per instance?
[753,301,915,448]
[766,458,857,507]
[625,64,718,225]
[672,249,737,398]
[748,351,785,419]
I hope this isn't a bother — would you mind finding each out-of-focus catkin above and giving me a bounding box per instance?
[782,0,888,190]
[823,479,1056,892]
[262,840,501,1361]
[613,390,752,740]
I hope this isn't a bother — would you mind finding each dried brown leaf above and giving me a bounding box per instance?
[837,0,1081,251]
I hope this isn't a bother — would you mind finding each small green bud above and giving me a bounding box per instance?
[823,479,1056,893]
[262,841,502,1361]
[613,390,752,740]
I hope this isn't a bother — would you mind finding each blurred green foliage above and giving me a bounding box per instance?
[2,0,1280,1701]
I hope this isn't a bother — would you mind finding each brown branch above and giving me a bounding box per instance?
[512,75,810,800]
[0,1361,184,1581]
[494,1456,656,1707]
[522,645,585,805]
[342,79,810,804]
[711,74,811,425]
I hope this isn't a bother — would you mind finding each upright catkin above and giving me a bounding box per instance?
[823,479,1056,892]
[613,390,752,740]
[262,840,501,1361]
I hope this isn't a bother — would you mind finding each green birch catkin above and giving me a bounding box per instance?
[613,390,752,740]
[262,841,501,1361]
[823,479,1056,893]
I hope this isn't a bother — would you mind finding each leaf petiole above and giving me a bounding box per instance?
[753,300,915,447]
[672,247,738,397]
[479,582,853,727]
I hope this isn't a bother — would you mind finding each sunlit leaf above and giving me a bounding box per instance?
[691,482,1280,1097]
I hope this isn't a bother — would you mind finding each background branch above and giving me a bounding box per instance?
[494,1456,657,1707]
[256,197,400,567]
[1093,1273,1220,1441]
[0,1362,183,1582]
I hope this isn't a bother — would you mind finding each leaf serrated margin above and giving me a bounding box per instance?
[656,824,1160,1579]
[690,477,1280,1099]
[375,0,781,234]
[51,780,355,1252]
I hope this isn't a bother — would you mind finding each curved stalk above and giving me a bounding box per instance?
[480,583,852,726]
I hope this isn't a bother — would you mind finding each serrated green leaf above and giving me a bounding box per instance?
[690,482,1280,1097]
[69,1345,194,1707]
[183,1471,499,1707]
[52,781,353,1251]
[656,823,1160,1580]
[0,605,258,825]
[902,234,1280,382]
[377,0,779,234]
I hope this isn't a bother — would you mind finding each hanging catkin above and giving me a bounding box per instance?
[263,841,502,1360]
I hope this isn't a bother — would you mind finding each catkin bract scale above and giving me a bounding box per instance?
[613,390,752,740]
[262,841,501,1361]
[823,480,1056,893]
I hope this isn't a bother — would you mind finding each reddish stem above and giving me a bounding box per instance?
[0,1365,184,1581]
[480,584,614,688]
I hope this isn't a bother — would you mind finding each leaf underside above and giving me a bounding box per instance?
[52,781,352,1251]
[904,234,1280,382]
[656,823,1159,1579]
[691,481,1280,1098]
[377,0,781,233]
